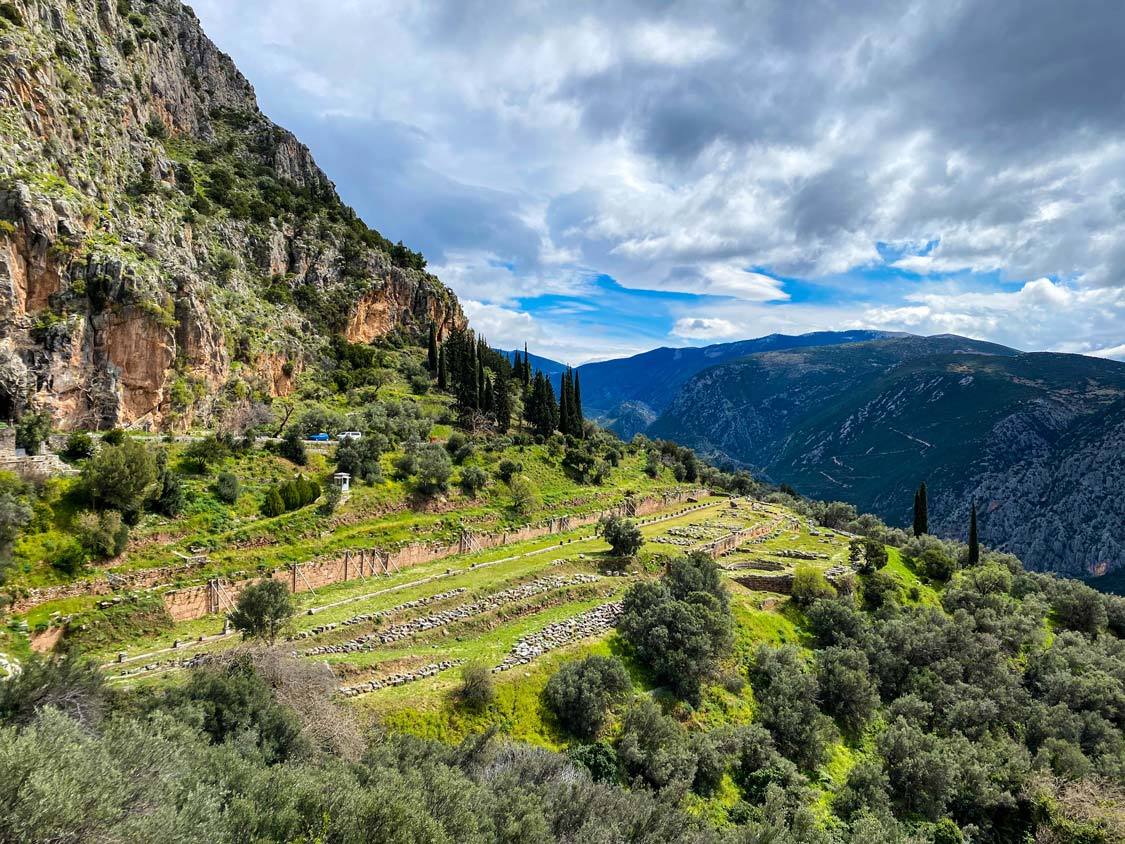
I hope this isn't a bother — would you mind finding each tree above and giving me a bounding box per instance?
[214,471,241,504]
[228,579,294,643]
[184,435,231,472]
[817,646,880,734]
[493,368,512,432]
[599,515,643,558]
[414,443,452,493]
[0,652,105,728]
[261,487,285,518]
[968,500,980,566]
[545,656,631,739]
[81,439,157,521]
[427,322,439,371]
[457,661,495,711]
[437,346,448,391]
[279,428,307,466]
[912,481,928,536]
[617,555,733,702]
[748,645,836,770]
[15,409,51,456]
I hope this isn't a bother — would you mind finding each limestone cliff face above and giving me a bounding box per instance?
[0,0,465,430]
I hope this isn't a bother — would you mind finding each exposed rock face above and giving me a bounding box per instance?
[0,0,464,429]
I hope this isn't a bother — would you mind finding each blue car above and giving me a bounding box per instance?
[307,432,330,442]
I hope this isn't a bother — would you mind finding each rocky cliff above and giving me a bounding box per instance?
[0,0,464,430]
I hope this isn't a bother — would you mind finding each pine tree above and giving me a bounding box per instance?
[522,343,531,391]
[912,481,929,536]
[968,500,979,565]
[427,322,439,372]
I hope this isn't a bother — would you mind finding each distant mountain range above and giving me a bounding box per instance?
[515,332,1125,579]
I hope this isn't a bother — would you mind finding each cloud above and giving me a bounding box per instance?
[189,0,1125,360]
[670,317,741,339]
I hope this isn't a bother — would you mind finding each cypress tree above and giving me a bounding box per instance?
[494,369,512,432]
[476,357,486,410]
[912,481,929,536]
[437,347,448,391]
[573,370,584,436]
[968,500,980,565]
[559,369,572,436]
[483,377,495,415]
[522,343,531,391]
[427,322,439,371]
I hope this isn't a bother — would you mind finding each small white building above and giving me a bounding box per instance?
[333,472,351,493]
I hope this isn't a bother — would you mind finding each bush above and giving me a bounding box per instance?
[790,565,837,606]
[228,579,293,643]
[457,661,494,711]
[497,458,523,482]
[61,431,95,462]
[15,410,51,456]
[101,428,126,446]
[748,645,835,770]
[568,742,619,783]
[545,656,631,739]
[278,428,307,466]
[458,466,487,496]
[184,435,231,471]
[153,466,185,517]
[261,487,285,518]
[616,698,697,790]
[599,515,643,558]
[214,471,241,504]
[320,482,342,514]
[0,653,104,728]
[74,510,129,560]
[509,474,541,518]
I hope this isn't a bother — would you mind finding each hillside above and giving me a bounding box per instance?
[649,335,1125,577]
[0,0,463,431]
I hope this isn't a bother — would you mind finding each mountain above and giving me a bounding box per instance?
[496,348,569,377]
[649,334,1125,577]
[573,330,900,419]
[0,0,463,430]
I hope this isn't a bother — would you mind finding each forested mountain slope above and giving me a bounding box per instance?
[649,335,1125,577]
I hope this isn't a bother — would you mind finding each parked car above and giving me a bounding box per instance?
[337,431,362,442]
[307,432,330,442]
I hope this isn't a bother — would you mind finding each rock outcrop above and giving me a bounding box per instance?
[0,0,464,430]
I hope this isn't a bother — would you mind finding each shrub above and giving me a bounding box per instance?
[616,698,697,790]
[278,428,307,466]
[15,410,51,456]
[568,742,619,783]
[61,431,95,462]
[457,661,495,711]
[184,435,231,471]
[545,656,632,739]
[214,471,241,504]
[261,487,285,517]
[74,510,129,560]
[44,533,87,576]
[497,458,522,482]
[508,474,541,518]
[101,428,126,446]
[320,482,342,514]
[0,653,105,728]
[228,579,293,643]
[458,466,487,496]
[0,3,24,26]
[790,565,837,606]
[748,644,835,770]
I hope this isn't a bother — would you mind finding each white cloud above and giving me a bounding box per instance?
[670,317,741,339]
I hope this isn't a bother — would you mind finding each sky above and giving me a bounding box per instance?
[191,1,1125,365]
